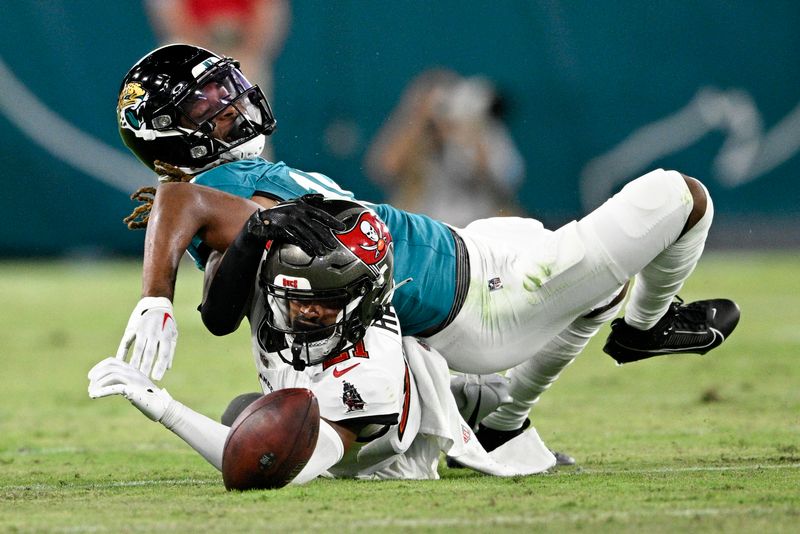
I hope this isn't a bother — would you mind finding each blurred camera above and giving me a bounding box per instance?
[436,77,495,123]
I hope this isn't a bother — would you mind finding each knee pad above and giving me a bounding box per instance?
[580,169,695,280]
[612,169,692,239]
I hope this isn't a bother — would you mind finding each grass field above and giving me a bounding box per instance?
[1,251,799,532]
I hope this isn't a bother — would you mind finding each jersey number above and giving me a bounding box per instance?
[322,340,370,370]
[289,170,353,200]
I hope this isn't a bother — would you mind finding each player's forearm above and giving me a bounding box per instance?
[141,233,185,300]
[140,183,207,300]
[160,399,230,471]
[200,213,265,336]
[139,183,260,300]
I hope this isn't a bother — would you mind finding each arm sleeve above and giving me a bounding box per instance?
[159,402,345,481]
[290,419,345,485]
[159,399,230,471]
[199,212,267,336]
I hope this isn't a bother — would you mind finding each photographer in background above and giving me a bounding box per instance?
[365,69,526,227]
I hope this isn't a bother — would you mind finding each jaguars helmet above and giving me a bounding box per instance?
[258,199,395,371]
[117,43,276,174]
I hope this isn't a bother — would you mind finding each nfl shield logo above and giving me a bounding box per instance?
[488,277,503,291]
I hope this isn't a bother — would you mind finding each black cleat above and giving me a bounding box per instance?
[447,419,576,467]
[475,419,531,452]
[603,297,740,364]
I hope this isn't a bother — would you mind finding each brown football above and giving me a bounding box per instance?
[222,388,320,490]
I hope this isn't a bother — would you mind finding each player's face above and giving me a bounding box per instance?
[287,299,343,331]
[180,81,240,140]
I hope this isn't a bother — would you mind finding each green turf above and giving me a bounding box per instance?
[1,252,799,532]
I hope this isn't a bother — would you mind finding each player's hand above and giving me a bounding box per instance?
[115,297,177,381]
[88,357,174,422]
[248,194,347,257]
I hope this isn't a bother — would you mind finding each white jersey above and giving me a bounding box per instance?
[248,279,554,479]
[250,295,424,478]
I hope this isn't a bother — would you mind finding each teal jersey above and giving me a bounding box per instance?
[189,158,457,335]
[369,203,458,335]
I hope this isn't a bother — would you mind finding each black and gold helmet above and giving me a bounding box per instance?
[117,44,276,174]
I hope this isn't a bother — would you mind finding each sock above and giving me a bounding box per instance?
[481,302,622,431]
[623,183,714,330]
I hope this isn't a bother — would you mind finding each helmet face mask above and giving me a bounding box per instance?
[265,277,368,370]
[175,61,266,141]
[257,200,395,371]
[118,45,276,173]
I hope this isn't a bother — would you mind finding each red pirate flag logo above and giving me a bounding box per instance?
[335,211,393,266]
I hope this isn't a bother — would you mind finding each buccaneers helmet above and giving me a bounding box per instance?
[117,44,276,173]
[258,199,395,371]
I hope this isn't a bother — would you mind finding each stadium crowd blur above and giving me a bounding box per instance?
[143,2,528,225]
[365,69,527,227]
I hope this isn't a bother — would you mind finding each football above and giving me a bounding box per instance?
[222,388,320,490]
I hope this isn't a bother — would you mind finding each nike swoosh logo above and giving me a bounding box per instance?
[333,363,361,378]
[615,329,721,354]
[162,312,173,330]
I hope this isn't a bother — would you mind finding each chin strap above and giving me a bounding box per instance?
[290,338,307,371]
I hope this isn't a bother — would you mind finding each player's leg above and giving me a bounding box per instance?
[599,175,739,363]
[426,215,607,374]
[449,373,513,429]
[439,170,738,459]
[427,169,737,374]
[476,288,626,465]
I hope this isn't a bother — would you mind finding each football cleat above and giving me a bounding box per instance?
[550,450,576,466]
[603,297,741,364]
[475,419,532,452]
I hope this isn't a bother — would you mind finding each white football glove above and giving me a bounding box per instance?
[116,296,177,381]
[88,357,173,421]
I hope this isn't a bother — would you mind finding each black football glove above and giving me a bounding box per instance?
[247,194,346,257]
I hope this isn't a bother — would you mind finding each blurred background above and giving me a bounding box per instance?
[1,7,798,527]
[1,0,799,258]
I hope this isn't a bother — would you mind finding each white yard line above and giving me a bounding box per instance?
[2,462,798,493]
